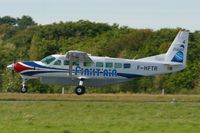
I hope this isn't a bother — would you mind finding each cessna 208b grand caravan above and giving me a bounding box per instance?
[7,31,189,95]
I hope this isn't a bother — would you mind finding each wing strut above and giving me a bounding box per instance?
[68,55,73,77]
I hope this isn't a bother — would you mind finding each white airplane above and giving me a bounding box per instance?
[7,31,189,95]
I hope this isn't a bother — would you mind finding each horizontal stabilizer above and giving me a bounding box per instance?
[163,62,183,66]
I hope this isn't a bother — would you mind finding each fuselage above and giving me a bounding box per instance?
[13,54,184,87]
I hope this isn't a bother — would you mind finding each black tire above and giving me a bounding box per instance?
[21,86,28,93]
[75,86,85,95]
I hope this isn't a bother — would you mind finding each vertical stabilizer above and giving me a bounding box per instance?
[165,31,189,65]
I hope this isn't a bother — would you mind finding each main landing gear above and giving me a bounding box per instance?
[21,79,28,93]
[75,79,86,95]
[19,78,86,95]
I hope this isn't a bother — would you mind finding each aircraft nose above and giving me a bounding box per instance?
[7,64,14,70]
[13,62,34,73]
[13,62,23,73]
[7,62,34,73]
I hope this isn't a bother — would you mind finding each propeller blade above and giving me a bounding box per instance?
[12,57,16,78]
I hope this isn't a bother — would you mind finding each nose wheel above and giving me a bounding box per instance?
[21,85,28,93]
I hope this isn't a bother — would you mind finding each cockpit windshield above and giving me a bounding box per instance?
[41,55,56,64]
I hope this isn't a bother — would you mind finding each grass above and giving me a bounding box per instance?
[1,93,200,102]
[0,93,200,133]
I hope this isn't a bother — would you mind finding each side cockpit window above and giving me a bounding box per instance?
[54,60,61,65]
[41,56,56,64]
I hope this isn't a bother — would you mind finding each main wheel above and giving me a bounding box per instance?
[21,86,28,93]
[75,86,85,95]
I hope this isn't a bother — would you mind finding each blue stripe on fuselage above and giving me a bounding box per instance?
[117,73,142,79]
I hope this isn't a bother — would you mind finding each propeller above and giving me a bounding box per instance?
[12,57,16,77]
[7,55,27,78]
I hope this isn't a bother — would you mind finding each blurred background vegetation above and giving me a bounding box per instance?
[0,15,200,94]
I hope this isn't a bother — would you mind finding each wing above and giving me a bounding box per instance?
[66,50,93,62]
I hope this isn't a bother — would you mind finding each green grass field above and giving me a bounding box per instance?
[0,93,200,133]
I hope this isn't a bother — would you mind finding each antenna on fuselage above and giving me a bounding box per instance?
[133,55,138,60]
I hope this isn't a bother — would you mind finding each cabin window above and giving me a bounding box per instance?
[54,60,61,65]
[64,60,69,65]
[96,62,103,67]
[124,63,131,68]
[114,63,122,68]
[105,62,113,68]
[41,56,56,64]
[64,60,79,66]
[73,62,79,66]
[84,62,92,67]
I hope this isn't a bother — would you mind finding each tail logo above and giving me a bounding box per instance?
[171,44,185,63]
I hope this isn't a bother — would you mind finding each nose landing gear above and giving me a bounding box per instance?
[21,79,28,93]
